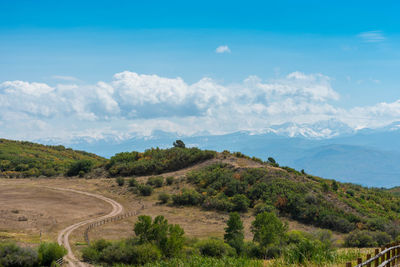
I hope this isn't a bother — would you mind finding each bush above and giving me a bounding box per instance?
[251,212,288,249]
[202,197,234,211]
[231,194,250,212]
[284,236,334,264]
[128,177,138,187]
[38,242,67,266]
[345,230,391,247]
[196,238,235,258]
[116,177,125,186]
[131,243,161,265]
[166,176,174,185]
[158,193,170,204]
[66,160,94,176]
[172,189,203,206]
[0,243,38,267]
[138,184,153,196]
[147,176,164,187]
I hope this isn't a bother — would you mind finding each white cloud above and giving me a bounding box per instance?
[51,75,79,82]
[358,30,385,43]
[1,71,399,142]
[215,45,231,53]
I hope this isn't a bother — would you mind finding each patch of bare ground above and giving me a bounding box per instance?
[0,180,112,244]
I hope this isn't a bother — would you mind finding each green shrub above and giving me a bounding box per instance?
[166,176,174,185]
[224,212,244,255]
[116,177,125,186]
[147,176,164,187]
[138,184,153,196]
[128,177,138,187]
[202,197,234,211]
[251,212,288,249]
[66,160,94,176]
[0,243,38,267]
[345,230,391,247]
[131,243,161,265]
[231,194,250,212]
[172,189,203,206]
[284,236,334,264]
[38,242,67,266]
[158,193,170,204]
[196,238,235,258]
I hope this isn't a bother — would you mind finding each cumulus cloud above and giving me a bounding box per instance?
[0,71,399,142]
[215,45,231,53]
[358,30,386,43]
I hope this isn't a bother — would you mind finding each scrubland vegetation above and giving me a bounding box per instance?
[0,139,105,177]
[0,242,66,267]
[2,138,400,266]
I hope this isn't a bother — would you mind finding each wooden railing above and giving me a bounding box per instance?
[83,211,137,245]
[346,242,400,267]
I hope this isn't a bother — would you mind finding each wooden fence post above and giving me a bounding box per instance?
[357,258,362,265]
[386,245,390,267]
[375,248,379,267]
[346,262,352,267]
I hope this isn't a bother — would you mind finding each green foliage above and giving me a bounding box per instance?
[251,212,288,249]
[284,231,334,264]
[37,242,67,266]
[158,192,170,204]
[231,194,250,212]
[138,184,154,196]
[0,139,105,178]
[128,177,138,187]
[332,180,339,191]
[172,189,203,206]
[0,242,38,267]
[173,140,185,148]
[141,255,263,267]
[166,176,175,185]
[107,147,215,177]
[116,177,125,186]
[66,159,94,176]
[345,230,391,247]
[196,239,235,258]
[147,176,164,187]
[224,212,244,255]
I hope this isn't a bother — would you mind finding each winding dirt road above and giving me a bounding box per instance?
[49,187,124,267]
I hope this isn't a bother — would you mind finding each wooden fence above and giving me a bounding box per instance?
[83,211,137,245]
[346,242,400,267]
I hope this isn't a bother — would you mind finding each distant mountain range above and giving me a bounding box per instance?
[39,120,400,187]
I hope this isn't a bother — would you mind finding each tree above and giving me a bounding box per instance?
[173,140,185,148]
[251,212,287,249]
[331,180,339,191]
[133,215,185,258]
[224,212,244,254]
[66,160,93,176]
[38,242,67,266]
[231,194,250,212]
[134,215,154,243]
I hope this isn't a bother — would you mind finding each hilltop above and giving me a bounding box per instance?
[0,138,106,177]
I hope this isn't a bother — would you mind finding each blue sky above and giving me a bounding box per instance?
[1,1,400,142]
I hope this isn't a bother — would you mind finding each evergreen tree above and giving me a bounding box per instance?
[224,212,244,254]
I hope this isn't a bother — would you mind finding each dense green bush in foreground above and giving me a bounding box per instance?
[0,242,66,267]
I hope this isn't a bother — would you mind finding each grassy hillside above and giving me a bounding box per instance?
[0,139,106,177]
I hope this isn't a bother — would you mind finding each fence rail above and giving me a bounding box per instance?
[346,242,400,267]
[83,211,137,245]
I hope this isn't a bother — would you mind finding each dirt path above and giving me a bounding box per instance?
[50,187,124,267]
